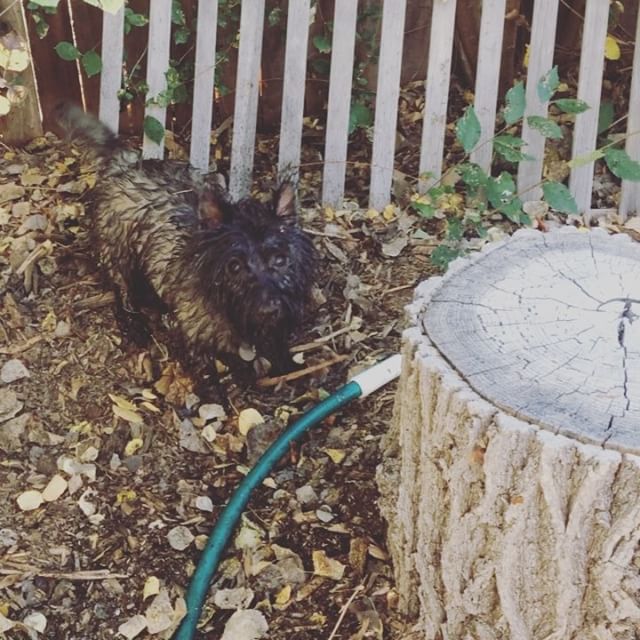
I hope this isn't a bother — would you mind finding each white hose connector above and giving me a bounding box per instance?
[349,354,402,398]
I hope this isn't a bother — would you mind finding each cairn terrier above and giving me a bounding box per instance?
[54,103,316,394]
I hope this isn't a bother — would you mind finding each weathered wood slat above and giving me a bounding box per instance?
[142,0,172,159]
[322,0,359,207]
[189,0,219,171]
[516,0,560,202]
[99,5,124,134]
[619,10,640,219]
[369,0,408,210]
[278,0,311,183]
[469,0,506,172]
[229,0,266,199]
[568,0,609,217]
[419,0,457,192]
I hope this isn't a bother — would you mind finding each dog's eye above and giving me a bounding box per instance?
[271,254,288,268]
[227,258,243,275]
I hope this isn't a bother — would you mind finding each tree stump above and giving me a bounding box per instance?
[378,228,640,640]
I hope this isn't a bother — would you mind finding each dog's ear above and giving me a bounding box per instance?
[274,182,297,220]
[198,187,227,228]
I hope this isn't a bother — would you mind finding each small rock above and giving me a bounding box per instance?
[1,359,30,384]
[214,587,255,610]
[316,506,335,523]
[167,525,194,551]
[221,609,268,640]
[54,321,70,337]
[117,614,147,639]
[0,528,18,547]
[194,496,213,512]
[17,490,44,511]
[198,403,226,421]
[295,484,319,507]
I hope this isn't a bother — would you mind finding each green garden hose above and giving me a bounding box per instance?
[173,354,402,639]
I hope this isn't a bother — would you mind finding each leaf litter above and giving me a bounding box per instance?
[0,129,440,639]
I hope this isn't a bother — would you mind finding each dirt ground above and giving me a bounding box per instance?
[0,130,439,639]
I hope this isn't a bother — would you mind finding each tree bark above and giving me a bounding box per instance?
[378,228,640,640]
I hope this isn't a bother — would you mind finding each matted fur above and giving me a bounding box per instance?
[54,103,316,391]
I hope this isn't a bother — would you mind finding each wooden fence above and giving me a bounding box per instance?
[7,0,640,217]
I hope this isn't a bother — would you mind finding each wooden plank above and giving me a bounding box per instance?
[142,0,172,159]
[568,0,609,217]
[516,0,560,201]
[98,5,124,133]
[469,0,506,172]
[0,0,43,144]
[619,8,640,219]
[369,0,408,210]
[277,0,311,183]
[229,0,266,199]
[189,0,219,171]
[321,0,359,207]
[419,0,457,191]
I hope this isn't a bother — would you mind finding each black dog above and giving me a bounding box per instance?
[54,103,316,394]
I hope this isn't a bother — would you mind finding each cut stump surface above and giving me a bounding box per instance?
[378,229,640,640]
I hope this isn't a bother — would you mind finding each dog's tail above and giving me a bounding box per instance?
[52,102,131,170]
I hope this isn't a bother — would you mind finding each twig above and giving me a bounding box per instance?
[0,334,43,355]
[382,283,415,296]
[256,354,347,388]
[290,325,355,353]
[327,584,365,640]
[73,291,115,310]
[0,567,129,581]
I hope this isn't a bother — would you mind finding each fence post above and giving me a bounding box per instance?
[322,0,359,208]
[142,0,172,160]
[619,9,640,220]
[278,0,311,185]
[229,0,266,200]
[190,0,219,172]
[369,0,407,211]
[99,5,124,134]
[568,0,609,220]
[419,0,457,192]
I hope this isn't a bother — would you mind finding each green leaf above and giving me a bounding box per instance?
[542,181,578,214]
[143,115,165,145]
[431,244,462,270]
[553,98,589,114]
[597,101,614,135]
[81,50,102,77]
[459,163,488,189]
[171,0,186,25]
[30,13,50,39]
[124,8,148,34]
[28,0,59,7]
[268,7,283,27]
[411,201,437,219]
[537,66,560,103]
[446,218,463,241]
[494,135,534,163]
[312,34,332,54]
[498,196,525,223]
[526,115,563,139]
[486,171,516,209]
[348,102,372,134]
[311,58,330,75]
[503,81,525,125]
[567,149,605,169]
[604,148,640,181]
[455,106,481,153]
[174,26,190,44]
[55,41,81,61]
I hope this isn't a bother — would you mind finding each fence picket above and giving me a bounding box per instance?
[322,0,359,207]
[469,0,506,172]
[419,0,457,191]
[190,0,219,171]
[619,10,640,219]
[568,0,609,218]
[516,0,560,202]
[142,0,172,159]
[229,0,266,199]
[369,0,407,210]
[278,0,311,184]
[98,5,124,134]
